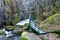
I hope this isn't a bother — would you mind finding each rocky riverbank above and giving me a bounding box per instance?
[20,32,60,40]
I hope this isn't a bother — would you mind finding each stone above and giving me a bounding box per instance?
[20,32,41,40]
[39,33,60,40]
[13,28,23,34]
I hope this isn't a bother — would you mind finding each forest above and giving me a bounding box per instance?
[0,0,60,40]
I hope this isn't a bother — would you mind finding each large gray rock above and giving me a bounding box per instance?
[20,32,41,40]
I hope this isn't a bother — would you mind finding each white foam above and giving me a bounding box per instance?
[2,28,13,37]
[5,31,13,37]
[16,19,29,26]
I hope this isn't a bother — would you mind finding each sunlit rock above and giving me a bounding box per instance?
[20,32,41,40]
[16,19,29,30]
[16,19,29,26]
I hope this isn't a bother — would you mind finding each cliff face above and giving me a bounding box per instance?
[0,0,60,26]
[0,0,18,26]
[0,0,5,26]
[4,0,18,25]
[17,0,33,20]
[0,0,31,26]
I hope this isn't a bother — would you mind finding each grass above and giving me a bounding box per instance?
[36,14,60,32]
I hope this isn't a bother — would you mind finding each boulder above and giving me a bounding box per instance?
[16,19,29,30]
[20,32,41,40]
[39,33,60,40]
[13,28,23,35]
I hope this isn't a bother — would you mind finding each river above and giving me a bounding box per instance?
[0,0,47,40]
[0,17,46,40]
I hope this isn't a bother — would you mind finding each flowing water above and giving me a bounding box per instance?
[0,0,47,40]
[0,0,32,40]
[0,18,46,40]
[1,28,20,40]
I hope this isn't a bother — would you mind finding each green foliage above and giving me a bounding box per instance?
[52,30,60,37]
[54,33,59,38]
[4,0,19,26]
[6,9,12,14]
[44,14,60,24]
[54,0,60,13]
[39,14,60,32]
[4,0,10,5]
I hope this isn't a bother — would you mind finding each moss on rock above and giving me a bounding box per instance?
[13,23,29,34]
[22,23,29,30]
[6,26,14,30]
[39,14,60,32]
[16,23,29,31]
[20,32,41,40]
[20,32,29,40]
